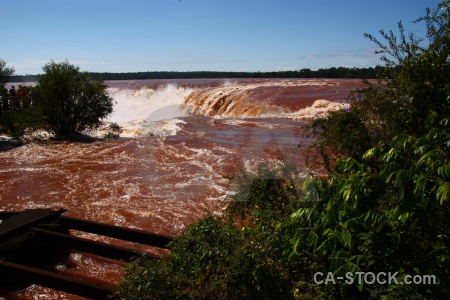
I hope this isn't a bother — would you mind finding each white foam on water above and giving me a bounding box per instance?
[103,84,197,137]
[222,79,238,86]
[107,84,196,123]
[289,99,349,119]
[124,118,187,137]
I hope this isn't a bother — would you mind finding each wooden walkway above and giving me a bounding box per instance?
[0,209,173,299]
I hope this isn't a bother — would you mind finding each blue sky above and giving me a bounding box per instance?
[2,0,441,75]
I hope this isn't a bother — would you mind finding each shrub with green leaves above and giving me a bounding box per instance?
[0,108,42,140]
[120,215,296,300]
[286,113,450,298]
[32,60,113,138]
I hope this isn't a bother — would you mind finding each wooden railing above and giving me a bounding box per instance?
[0,209,173,299]
[0,96,33,113]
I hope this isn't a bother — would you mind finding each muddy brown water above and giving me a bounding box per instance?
[0,78,365,299]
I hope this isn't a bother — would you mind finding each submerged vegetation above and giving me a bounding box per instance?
[114,1,450,299]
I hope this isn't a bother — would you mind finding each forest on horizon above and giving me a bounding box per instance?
[10,66,385,82]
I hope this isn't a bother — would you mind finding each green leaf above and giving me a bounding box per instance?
[362,147,378,161]
[399,212,410,224]
[339,227,352,249]
[427,127,443,140]
[307,231,319,249]
[437,164,450,180]
[437,184,449,204]
[316,232,337,253]
[330,253,364,291]
[336,157,360,173]
[386,170,413,187]
[439,117,449,126]
[414,174,427,198]
[381,162,401,180]
[325,201,340,224]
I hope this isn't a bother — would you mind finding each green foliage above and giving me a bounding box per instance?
[104,122,123,138]
[116,214,293,300]
[311,1,450,163]
[286,115,450,298]
[309,108,372,164]
[225,163,304,222]
[0,108,42,140]
[33,60,113,138]
[1,60,113,140]
[0,59,15,86]
[0,111,27,139]
[0,59,21,139]
[11,66,384,83]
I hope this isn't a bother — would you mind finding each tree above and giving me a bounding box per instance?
[0,59,15,86]
[286,1,450,298]
[310,0,450,163]
[33,60,114,137]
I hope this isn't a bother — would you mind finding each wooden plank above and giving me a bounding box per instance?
[0,212,18,220]
[31,227,159,260]
[0,211,173,248]
[0,210,171,297]
[0,209,66,240]
[59,216,173,249]
[0,231,36,256]
[0,259,114,300]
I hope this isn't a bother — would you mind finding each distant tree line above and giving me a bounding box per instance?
[10,66,386,82]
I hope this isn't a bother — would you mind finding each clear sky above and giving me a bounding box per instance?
[2,0,442,75]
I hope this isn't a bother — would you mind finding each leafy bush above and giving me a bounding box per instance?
[286,113,450,298]
[32,60,113,138]
[309,108,372,169]
[118,215,296,300]
[0,108,42,140]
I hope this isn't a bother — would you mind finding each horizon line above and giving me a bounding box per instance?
[11,66,384,77]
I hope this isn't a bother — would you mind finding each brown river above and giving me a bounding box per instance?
[0,78,365,299]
